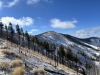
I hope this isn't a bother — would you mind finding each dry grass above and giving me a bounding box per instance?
[2,49,21,59]
[38,67,45,75]
[0,62,9,71]
[0,46,7,49]
[11,59,23,68]
[11,67,25,75]
[33,67,38,75]
[33,67,45,75]
[56,67,64,71]
[2,49,15,55]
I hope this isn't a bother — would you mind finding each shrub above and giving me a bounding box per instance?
[11,67,25,75]
[33,67,38,75]
[2,50,21,59]
[0,46,7,49]
[33,67,45,75]
[56,67,63,71]
[2,49,15,55]
[0,62,9,71]
[11,59,23,68]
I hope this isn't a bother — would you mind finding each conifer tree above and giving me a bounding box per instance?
[65,47,73,60]
[8,22,14,43]
[25,31,30,49]
[16,24,21,46]
[49,43,56,52]
[58,45,65,58]
[5,25,8,40]
[20,28,24,46]
[0,22,4,38]
[58,45,65,64]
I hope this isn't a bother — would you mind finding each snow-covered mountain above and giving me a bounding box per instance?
[36,31,100,74]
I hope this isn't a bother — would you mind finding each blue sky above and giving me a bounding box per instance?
[0,0,100,38]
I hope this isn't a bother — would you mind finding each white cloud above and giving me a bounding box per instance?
[72,18,78,23]
[0,17,34,27]
[27,0,40,4]
[41,26,47,28]
[7,0,19,7]
[42,0,52,3]
[76,27,100,36]
[0,0,19,9]
[27,0,52,4]
[50,18,77,29]
[37,17,41,19]
[0,1,3,9]
[28,29,39,34]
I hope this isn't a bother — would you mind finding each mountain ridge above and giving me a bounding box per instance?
[36,31,100,50]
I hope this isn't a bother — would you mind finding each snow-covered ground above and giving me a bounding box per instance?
[0,38,82,75]
[37,31,100,75]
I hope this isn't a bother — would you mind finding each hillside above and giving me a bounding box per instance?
[0,30,100,75]
[0,38,82,75]
[36,31,100,75]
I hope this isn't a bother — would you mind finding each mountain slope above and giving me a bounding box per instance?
[36,31,100,75]
[0,38,82,75]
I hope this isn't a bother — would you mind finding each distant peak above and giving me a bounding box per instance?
[41,31,58,35]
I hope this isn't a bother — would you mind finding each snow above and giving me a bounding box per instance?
[37,31,100,72]
[84,42,99,50]
[0,40,53,75]
[0,39,74,75]
[1,30,100,75]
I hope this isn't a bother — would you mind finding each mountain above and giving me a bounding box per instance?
[36,31,100,74]
[0,30,100,75]
[80,37,100,47]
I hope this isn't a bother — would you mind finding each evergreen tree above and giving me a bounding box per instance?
[8,22,14,42]
[32,36,39,45]
[31,36,35,49]
[31,36,40,51]
[43,41,49,55]
[58,45,65,64]
[5,25,8,40]
[65,47,73,60]
[49,43,56,52]
[11,27,14,42]
[16,24,21,46]
[0,22,4,38]
[25,31,30,49]
[20,28,24,46]
[58,45,65,58]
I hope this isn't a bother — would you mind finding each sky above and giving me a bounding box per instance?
[0,0,100,38]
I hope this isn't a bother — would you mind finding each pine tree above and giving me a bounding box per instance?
[49,43,56,52]
[65,47,73,60]
[11,27,14,42]
[58,45,65,57]
[5,25,8,40]
[33,36,39,45]
[0,22,4,38]
[25,31,30,49]
[16,24,21,46]
[8,22,14,43]
[58,45,65,64]
[43,41,49,55]
[20,28,24,46]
